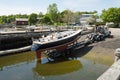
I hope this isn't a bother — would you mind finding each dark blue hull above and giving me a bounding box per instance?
[31,30,81,51]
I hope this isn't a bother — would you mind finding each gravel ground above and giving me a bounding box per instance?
[79,28,120,56]
[94,28,120,49]
[109,28,120,37]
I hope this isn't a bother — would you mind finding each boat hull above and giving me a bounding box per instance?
[31,31,81,51]
[31,30,82,60]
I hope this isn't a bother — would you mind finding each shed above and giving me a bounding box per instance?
[15,18,28,26]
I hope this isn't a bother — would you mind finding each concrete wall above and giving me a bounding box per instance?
[0,32,49,50]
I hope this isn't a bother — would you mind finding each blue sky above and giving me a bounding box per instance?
[0,0,120,15]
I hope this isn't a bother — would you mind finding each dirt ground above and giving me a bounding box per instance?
[81,28,120,55]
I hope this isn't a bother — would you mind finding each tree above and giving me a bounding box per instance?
[47,3,59,23]
[73,12,81,24]
[57,12,63,23]
[28,13,38,25]
[101,8,120,27]
[1,16,8,23]
[15,14,28,18]
[7,15,15,23]
[42,14,52,25]
[38,12,44,18]
[61,10,74,25]
[0,17,3,24]
[0,14,29,24]
[79,11,97,14]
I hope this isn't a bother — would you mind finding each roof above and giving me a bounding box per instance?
[15,18,28,21]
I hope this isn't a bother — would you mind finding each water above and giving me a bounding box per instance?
[0,29,6,32]
[0,30,4,33]
[0,50,114,80]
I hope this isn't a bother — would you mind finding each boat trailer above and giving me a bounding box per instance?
[36,39,89,61]
[36,27,111,61]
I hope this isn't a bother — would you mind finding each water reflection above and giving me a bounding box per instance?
[33,59,82,76]
[0,51,36,71]
[0,45,115,80]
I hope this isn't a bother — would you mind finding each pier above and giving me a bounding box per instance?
[97,48,120,80]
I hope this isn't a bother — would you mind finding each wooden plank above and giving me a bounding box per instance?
[97,60,120,80]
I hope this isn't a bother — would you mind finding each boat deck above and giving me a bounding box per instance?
[34,30,76,44]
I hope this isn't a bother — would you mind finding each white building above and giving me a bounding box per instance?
[79,14,93,26]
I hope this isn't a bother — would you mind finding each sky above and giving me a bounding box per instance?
[0,0,120,16]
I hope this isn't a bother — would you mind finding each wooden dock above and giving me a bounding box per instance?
[97,48,120,80]
[97,59,120,80]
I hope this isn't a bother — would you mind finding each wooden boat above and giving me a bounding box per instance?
[31,29,82,60]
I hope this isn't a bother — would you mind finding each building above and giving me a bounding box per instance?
[79,14,94,26]
[15,18,28,26]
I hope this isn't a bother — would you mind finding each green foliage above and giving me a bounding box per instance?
[101,7,120,26]
[47,3,59,23]
[38,12,44,18]
[42,14,53,25]
[0,14,28,24]
[28,13,38,25]
[0,16,7,24]
[74,12,81,24]
[7,15,15,23]
[15,14,28,18]
[79,11,97,14]
[61,10,74,25]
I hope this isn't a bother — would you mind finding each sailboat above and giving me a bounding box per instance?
[31,29,82,60]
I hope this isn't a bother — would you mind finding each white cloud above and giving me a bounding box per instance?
[61,0,99,11]
[0,6,47,15]
[60,0,120,12]
[0,0,120,15]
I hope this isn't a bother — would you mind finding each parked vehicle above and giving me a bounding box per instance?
[86,25,111,43]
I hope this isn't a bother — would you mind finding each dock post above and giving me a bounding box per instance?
[36,50,42,61]
[115,48,120,62]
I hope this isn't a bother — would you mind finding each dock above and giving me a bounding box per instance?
[97,60,120,80]
[97,48,120,80]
